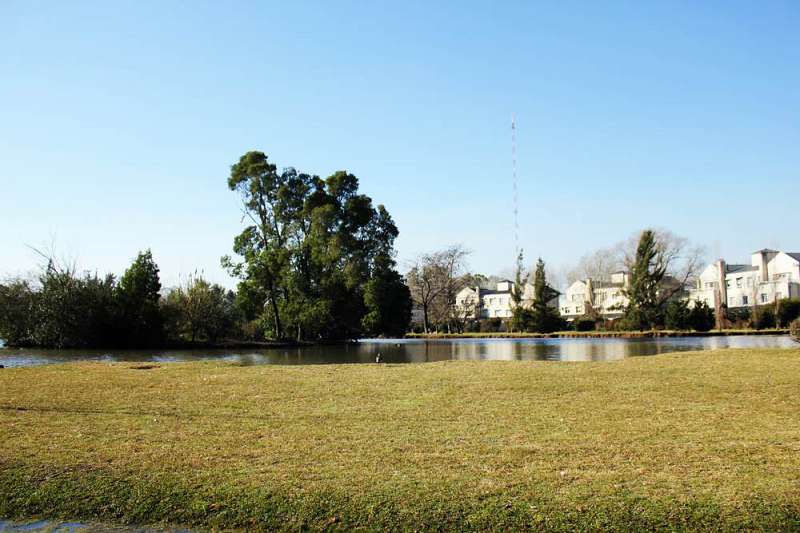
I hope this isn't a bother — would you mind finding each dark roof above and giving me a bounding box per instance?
[479,289,507,296]
[787,253,800,262]
[726,264,758,274]
[753,248,779,254]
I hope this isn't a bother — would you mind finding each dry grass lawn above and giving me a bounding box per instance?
[1,348,799,530]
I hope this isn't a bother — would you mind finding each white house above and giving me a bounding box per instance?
[561,271,629,321]
[689,249,800,310]
[455,280,559,319]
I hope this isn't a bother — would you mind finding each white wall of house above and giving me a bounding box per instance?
[689,250,800,309]
[561,278,627,320]
[455,280,558,320]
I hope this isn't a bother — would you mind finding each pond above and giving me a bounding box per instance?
[0,335,795,368]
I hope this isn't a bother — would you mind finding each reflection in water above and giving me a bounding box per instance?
[0,336,795,368]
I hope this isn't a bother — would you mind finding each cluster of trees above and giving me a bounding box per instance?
[222,151,411,342]
[0,251,241,348]
[405,246,564,334]
[0,152,414,347]
[567,228,712,331]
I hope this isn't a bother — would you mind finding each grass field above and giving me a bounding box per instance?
[1,348,799,531]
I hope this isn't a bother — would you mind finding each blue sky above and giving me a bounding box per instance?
[2,1,798,288]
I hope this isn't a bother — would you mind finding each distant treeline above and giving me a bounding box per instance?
[0,251,238,348]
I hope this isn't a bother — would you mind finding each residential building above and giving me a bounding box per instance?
[455,280,559,319]
[689,249,800,309]
[561,270,686,321]
[561,271,629,321]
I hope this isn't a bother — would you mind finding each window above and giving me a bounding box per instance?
[736,277,742,288]
[761,293,768,303]
[726,280,731,288]
[576,306,583,314]
[742,295,748,306]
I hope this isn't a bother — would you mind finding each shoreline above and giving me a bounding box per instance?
[0,339,357,351]
[405,328,791,340]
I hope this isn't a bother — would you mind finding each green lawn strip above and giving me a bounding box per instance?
[2,463,797,531]
[1,349,799,530]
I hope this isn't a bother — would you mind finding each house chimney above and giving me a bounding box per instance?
[760,251,770,282]
[717,259,727,307]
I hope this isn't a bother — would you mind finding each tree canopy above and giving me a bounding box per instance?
[223,151,410,341]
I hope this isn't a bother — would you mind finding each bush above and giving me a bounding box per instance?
[463,320,481,333]
[727,307,751,329]
[0,280,38,346]
[573,317,596,332]
[753,306,776,330]
[791,319,800,341]
[688,300,715,332]
[163,277,241,343]
[776,298,800,328]
[665,300,690,330]
[479,318,503,333]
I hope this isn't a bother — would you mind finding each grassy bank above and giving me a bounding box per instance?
[2,349,800,531]
[406,328,791,339]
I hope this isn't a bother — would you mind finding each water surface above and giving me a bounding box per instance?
[0,335,795,368]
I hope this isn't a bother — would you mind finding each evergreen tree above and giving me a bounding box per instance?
[528,258,563,333]
[623,230,667,330]
[688,300,715,332]
[116,250,164,346]
[362,255,412,337]
[665,299,690,330]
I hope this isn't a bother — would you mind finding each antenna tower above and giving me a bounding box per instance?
[512,114,519,260]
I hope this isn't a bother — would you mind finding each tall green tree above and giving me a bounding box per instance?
[223,151,410,341]
[623,230,667,330]
[116,250,163,346]
[362,255,412,337]
[528,258,562,333]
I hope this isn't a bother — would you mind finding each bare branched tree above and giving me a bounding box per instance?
[567,246,624,284]
[567,229,705,301]
[406,244,470,333]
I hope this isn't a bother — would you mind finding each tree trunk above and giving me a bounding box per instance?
[268,288,283,339]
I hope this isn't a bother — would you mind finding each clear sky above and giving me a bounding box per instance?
[2,1,798,288]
